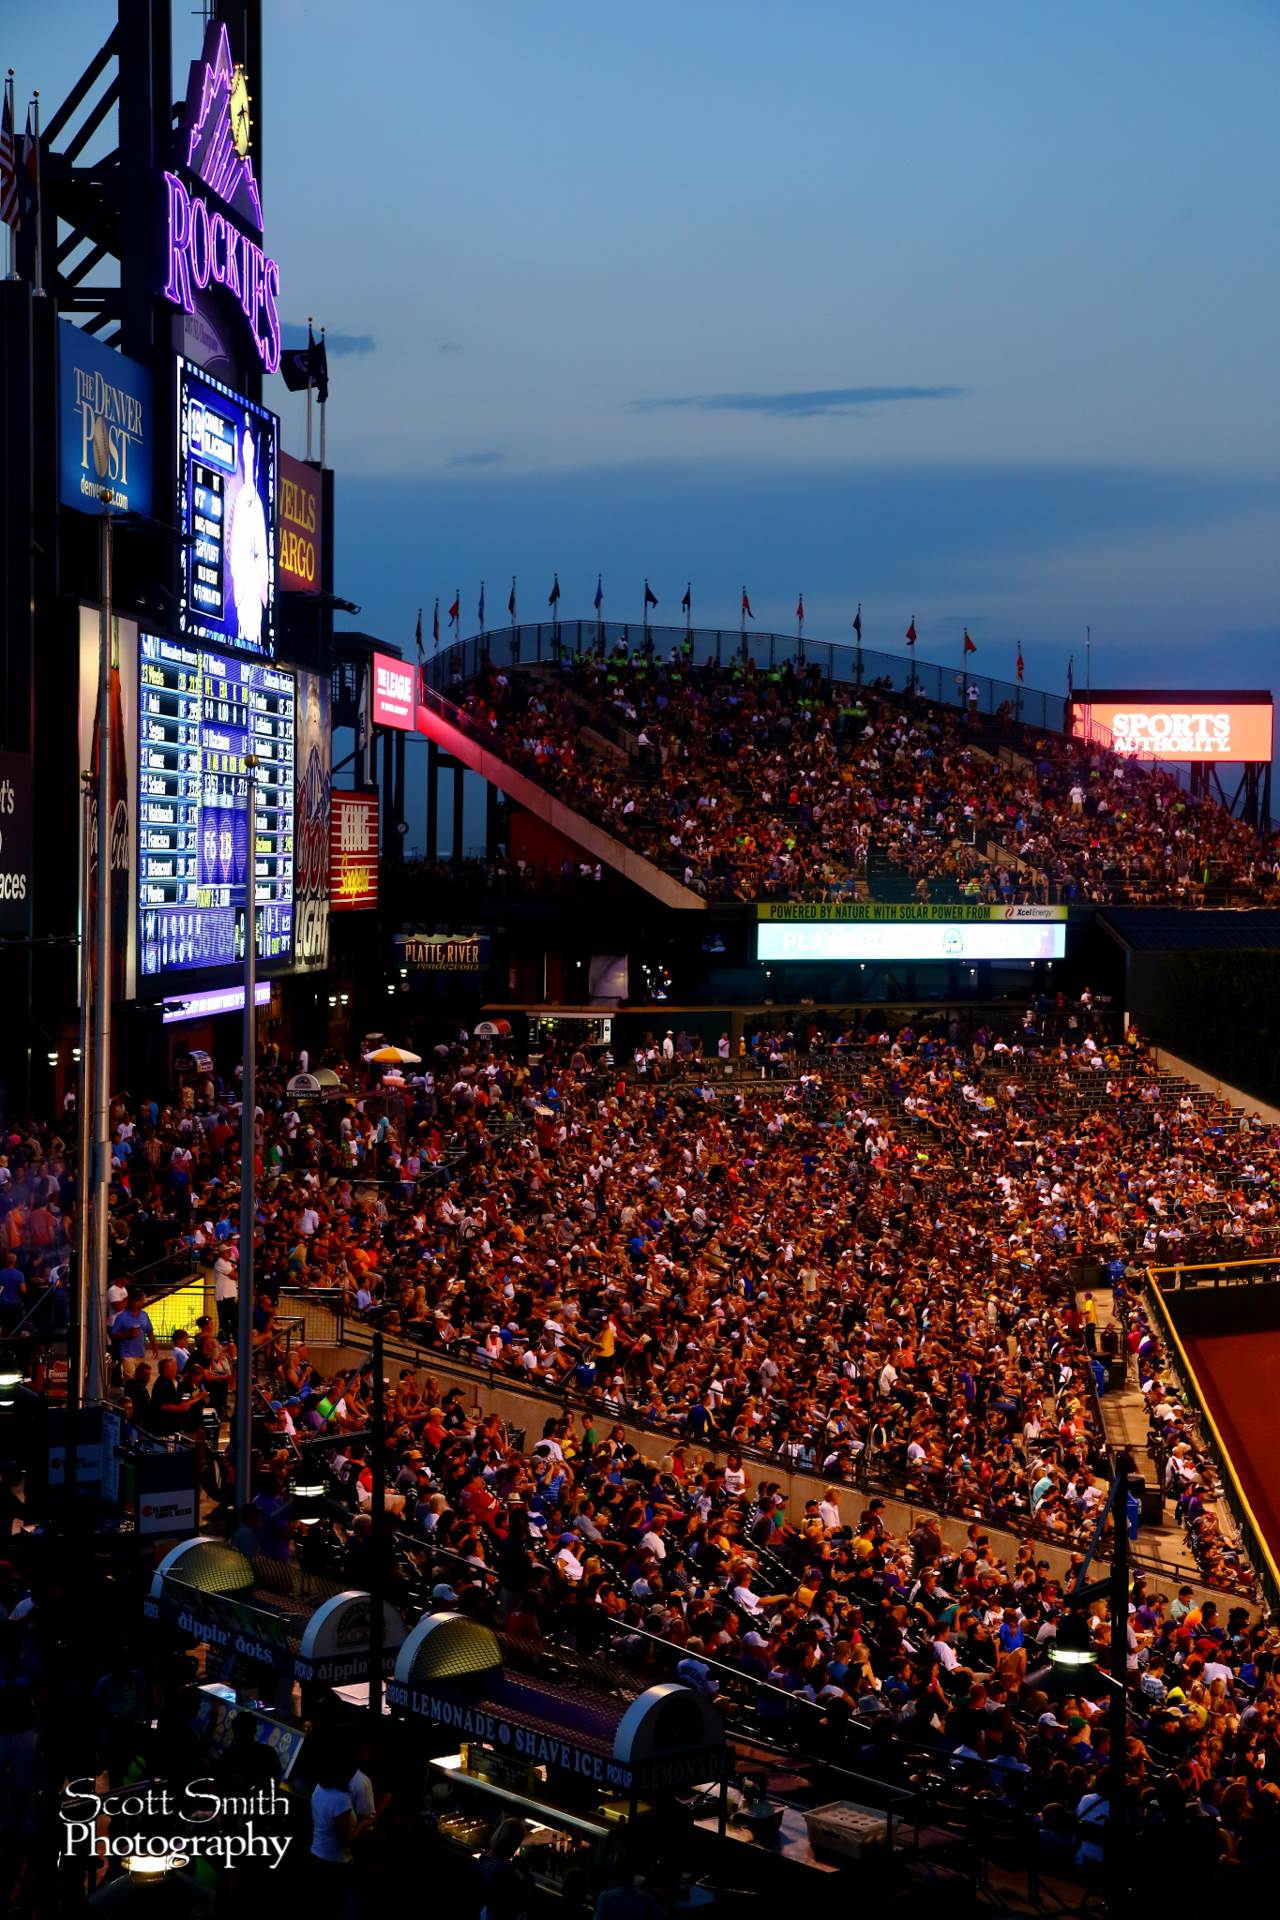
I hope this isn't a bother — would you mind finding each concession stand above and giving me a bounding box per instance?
[387,1614,731,1908]
[143,1537,407,1715]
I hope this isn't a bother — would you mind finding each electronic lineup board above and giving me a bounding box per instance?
[176,357,279,659]
[137,631,295,982]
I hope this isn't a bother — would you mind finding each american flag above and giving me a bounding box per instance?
[0,90,18,231]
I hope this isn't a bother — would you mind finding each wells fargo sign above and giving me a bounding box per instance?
[279,452,321,594]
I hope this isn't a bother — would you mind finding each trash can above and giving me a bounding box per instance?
[1107,1357,1128,1391]
[1138,1479,1164,1527]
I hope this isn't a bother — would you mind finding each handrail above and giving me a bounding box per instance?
[1144,1278,1280,1614]
[1148,1257,1280,1289]
[287,1294,1245,1598]
[421,619,1072,735]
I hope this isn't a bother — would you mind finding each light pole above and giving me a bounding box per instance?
[88,500,115,1403]
[234,755,259,1501]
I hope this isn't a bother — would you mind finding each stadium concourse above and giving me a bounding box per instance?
[435,649,1279,905]
[5,995,1280,1902]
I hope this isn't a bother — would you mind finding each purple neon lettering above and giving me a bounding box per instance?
[261,257,281,373]
[208,210,226,286]
[189,191,212,291]
[163,172,195,313]
[162,151,281,369]
[223,221,242,302]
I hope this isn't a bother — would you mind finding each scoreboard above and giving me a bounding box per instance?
[137,631,295,980]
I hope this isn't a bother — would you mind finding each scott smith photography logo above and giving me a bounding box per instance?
[61,1778,293,1870]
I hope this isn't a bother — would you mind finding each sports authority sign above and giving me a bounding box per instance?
[1071,690,1273,764]
[329,790,379,912]
[0,751,33,936]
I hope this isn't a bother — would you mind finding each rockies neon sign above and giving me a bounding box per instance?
[160,21,282,373]
[162,172,281,373]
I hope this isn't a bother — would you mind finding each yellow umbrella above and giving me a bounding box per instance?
[367,1045,422,1066]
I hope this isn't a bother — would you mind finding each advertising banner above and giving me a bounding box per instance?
[0,750,33,936]
[176,357,279,657]
[294,667,332,971]
[279,452,322,594]
[397,933,490,972]
[371,652,414,730]
[78,609,139,1003]
[1071,693,1273,764]
[59,321,153,518]
[757,902,1067,924]
[330,790,379,912]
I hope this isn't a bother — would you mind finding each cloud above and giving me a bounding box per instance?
[447,450,507,468]
[632,385,965,419]
[281,323,376,356]
[439,341,462,354]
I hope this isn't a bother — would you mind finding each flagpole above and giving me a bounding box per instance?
[31,90,43,297]
[305,314,314,461]
[4,74,14,281]
[643,581,649,637]
[318,326,327,469]
[1086,625,1091,699]
[684,583,691,642]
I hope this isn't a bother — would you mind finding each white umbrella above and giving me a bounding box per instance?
[367,1045,422,1066]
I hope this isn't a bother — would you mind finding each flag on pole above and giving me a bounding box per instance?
[853,603,862,641]
[508,577,517,619]
[281,318,323,395]
[681,582,691,617]
[1067,653,1074,699]
[478,581,486,628]
[594,574,603,612]
[15,105,38,281]
[432,598,440,648]
[448,592,459,631]
[548,572,561,608]
[415,608,424,659]
[796,592,805,628]
[644,580,658,610]
[742,588,754,620]
[0,87,18,231]
[963,629,977,656]
[905,617,916,647]
[1016,645,1024,684]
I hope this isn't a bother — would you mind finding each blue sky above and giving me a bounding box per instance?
[13,0,1280,702]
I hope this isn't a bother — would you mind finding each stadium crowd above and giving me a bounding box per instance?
[440,651,1278,905]
[3,1003,1280,1906]
[2,1002,1272,1586]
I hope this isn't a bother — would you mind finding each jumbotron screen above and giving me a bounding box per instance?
[137,632,295,980]
[176,358,278,658]
[1071,691,1273,764]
